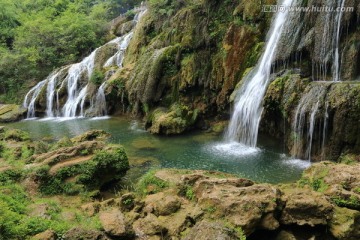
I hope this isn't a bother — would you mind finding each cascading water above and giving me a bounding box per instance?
[333,0,346,82]
[315,0,346,81]
[23,7,147,119]
[23,80,47,118]
[45,72,60,118]
[93,82,108,116]
[104,32,134,68]
[62,50,97,118]
[225,0,295,147]
[321,102,329,160]
[292,84,330,161]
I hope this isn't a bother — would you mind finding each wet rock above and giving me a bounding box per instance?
[32,230,57,240]
[0,104,27,123]
[147,104,198,135]
[115,20,135,36]
[71,130,110,143]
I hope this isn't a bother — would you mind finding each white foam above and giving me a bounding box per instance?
[90,116,111,121]
[209,141,260,157]
[283,159,311,169]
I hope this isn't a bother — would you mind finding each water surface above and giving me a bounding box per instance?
[5,117,310,184]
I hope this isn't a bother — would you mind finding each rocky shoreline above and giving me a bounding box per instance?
[0,128,359,240]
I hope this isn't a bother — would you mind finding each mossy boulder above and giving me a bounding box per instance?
[34,145,129,195]
[330,206,360,240]
[0,104,27,123]
[299,162,360,210]
[146,104,199,135]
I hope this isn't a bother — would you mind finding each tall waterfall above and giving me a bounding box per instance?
[23,8,147,119]
[225,0,295,147]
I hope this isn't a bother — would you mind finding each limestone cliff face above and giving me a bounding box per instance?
[107,0,276,133]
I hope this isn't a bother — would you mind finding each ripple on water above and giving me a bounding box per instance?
[207,141,261,157]
[282,157,312,169]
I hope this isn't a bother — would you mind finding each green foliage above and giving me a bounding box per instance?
[185,186,195,201]
[90,70,105,86]
[331,195,360,210]
[0,0,132,103]
[0,169,23,184]
[36,146,129,195]
[3,129,30,142]
[51,136,73,150]
[204,205,217,213]
[224,221,247,240]
[136,170,169,196]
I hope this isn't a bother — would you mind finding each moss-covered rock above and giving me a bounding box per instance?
[0,104,27,123]
[146,104,199,135]
[262,72,360,161]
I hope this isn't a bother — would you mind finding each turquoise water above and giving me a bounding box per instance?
[5,117,310,184]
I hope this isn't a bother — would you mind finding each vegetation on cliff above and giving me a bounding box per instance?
[0,0,141,103]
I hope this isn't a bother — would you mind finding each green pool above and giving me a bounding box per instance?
[4,117,310,184]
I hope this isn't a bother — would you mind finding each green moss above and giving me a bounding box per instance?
[0,169,23,184]
[36,146,129,195]
[90,70,105,86]
[331,195,360,210]
[136,170,169,196]
[224,221,247,240]
[298,166,329,192]
[3,129,30,142]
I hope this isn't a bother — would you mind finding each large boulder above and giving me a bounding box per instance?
[280,187,333,226]
[146,104,198,135]
[0,104,27,123]
[329,206,360,240]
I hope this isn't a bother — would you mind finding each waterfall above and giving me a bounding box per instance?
[292,84,330,161]
[22,7,147,119]
[333,0,345,82]
[225,0,295,147]
[104,32,134,68]
[93,82,108,116]
[315,0,345,81]
[23,80,47,118]
[62,50,97,117]
[321,102,329,160]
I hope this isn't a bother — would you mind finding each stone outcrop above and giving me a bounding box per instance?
[59,165,359,240]
[262,73,360,161]
[0,104,27,122]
